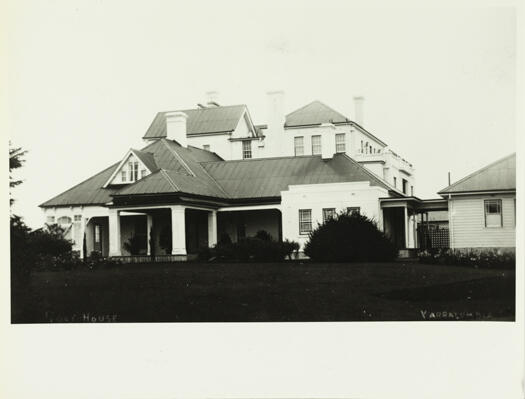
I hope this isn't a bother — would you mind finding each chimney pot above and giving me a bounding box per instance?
[205,91,220,106]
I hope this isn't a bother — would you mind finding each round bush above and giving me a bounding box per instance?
[303,212,397,262]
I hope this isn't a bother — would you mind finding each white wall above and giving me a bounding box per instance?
[42,205,110,254]
[281,181,389,250]
[449,193,516,249]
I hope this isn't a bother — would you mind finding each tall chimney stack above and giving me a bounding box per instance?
[165,111,188,147]
[266,90,285,156]
[354,96,364,125]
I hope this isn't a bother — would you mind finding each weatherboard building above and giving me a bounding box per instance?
[40,93,425,260]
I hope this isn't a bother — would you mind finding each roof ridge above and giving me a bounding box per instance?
[160,169,181,191]
[159,104,247,114]
[160,139,196,177]
[438,152,516,194]
[195,162,230,198]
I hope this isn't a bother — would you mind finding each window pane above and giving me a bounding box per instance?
[335,133,346,153]
[323,208,336,222]
[347,207,360,215]
[294,136,304,156]
[121,171,127,182]
[484,199,502,227]
[242,141,252,159]
[312,135,321,155]
[299,209,312,234]
[74,215,82,221]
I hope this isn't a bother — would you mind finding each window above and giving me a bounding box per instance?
[360,140,364,153]
[141,169,147,179]
[365,142,369,154]
[95,225,100,243]
[323,208,336,222]
[484,199,502,227]
[74,215,82,222]
[203,144,210,151]
[335,133,346,153]
[46,216,55,224]
[393,177,397,188]
[402,179,408,195]
[57,216,72,225]
[128,161,139,182]
[294,136,304,156]
[121,170,127,182]
[299,209,312,234]
[242,140,252,159]
[411,186,414,196]
[311,135,322,155]
[347,207,360,215]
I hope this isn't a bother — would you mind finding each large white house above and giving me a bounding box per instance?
[438,153,516,253]
[40,93,425,260]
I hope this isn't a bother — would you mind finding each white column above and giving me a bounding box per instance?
[208,210,218,247]
[108,209,121,256]
[413,212,417,249]
[170,205,186,255]
[403,206,409,249]
[146,214,153,255]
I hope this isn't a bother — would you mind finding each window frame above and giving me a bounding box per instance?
[242,140,252,159]
[121,170,127,182]
[294,136,304,156]
[299,209,313,235]
[322,208,336,223]
[484,199,503,228]
[335,133,346,153]
[311,135,322,155]
[347,207,361,215]
[74,215,82,222]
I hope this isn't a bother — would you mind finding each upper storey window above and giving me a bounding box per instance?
[335,133,346,153]
[128,161,139,182]
[294,136,304,156]
[311,135,322,155]
[242,140,252,159]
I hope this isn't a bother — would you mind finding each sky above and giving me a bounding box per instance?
[6,1,516,228]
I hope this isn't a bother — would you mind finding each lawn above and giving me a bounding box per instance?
[12,261,515,323]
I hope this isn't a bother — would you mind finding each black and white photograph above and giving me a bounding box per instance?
[3,0,523,398]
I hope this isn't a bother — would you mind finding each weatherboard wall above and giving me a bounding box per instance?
[448,193,516,249]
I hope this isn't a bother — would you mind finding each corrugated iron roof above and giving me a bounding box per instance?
[143,105,246,139]
[41,138,399,207]
[201,153,393,199]
[439,153,516,194]
[285,100,350,127]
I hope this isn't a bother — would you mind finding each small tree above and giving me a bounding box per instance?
[304,211,397,262]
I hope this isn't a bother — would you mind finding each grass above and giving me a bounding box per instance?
[12,261,515,323]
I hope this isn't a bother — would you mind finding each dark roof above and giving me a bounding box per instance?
[143,105,246,139]
[40,139,224,207]
[201,153,394,199]
[439,153,516,195]
[132,150,159,172]
[41,140,400,208]
[285,100,350,127]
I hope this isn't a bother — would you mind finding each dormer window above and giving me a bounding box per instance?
[129,161,139,182]
[121,171,127,182]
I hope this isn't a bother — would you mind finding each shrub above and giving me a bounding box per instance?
[123,234,146,255]
[201,232,300,262]
[29,224,73,258]
[418,248,515,269]
[303,211,397,262]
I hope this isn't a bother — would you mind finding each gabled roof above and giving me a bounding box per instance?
[285,100,350,127]
[438,153,516,195]
[201,153,397,199]
[143,105,247,139]
[40,139,224,207]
